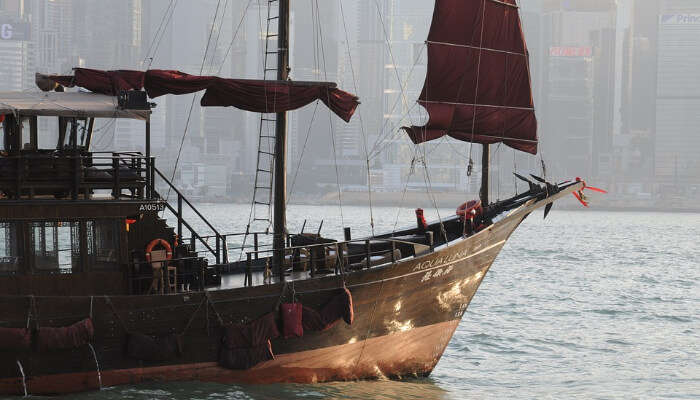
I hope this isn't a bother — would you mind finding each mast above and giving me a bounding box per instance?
[273,0,290,281]
[480,144,489,206]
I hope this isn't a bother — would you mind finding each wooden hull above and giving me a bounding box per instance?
[0,190,575,395]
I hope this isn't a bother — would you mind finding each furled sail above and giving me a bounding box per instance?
[404,0,537,154]
[38,68,359,122]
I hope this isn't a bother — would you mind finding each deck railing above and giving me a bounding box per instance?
[0,151,154,200]
[239,233,436,286]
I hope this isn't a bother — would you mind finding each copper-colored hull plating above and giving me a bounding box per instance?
[0,319,460,395]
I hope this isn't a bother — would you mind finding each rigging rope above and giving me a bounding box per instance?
[338,0,375,234]
[142,0,178,69]
[163,0,222,207]
[216,0,255,76]
[314,0,344,228]
[207,0,230,74]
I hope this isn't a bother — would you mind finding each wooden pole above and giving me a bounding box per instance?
[272,0,290,282]
[480,144,490,206]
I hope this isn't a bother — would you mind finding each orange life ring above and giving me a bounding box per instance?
[145,238,173,263]
[456,200,482,220]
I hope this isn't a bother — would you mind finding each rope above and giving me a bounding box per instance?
[164,0,222,206]
[315,0,344,228]
[373,0,415,128]
[353,279,384,371]
[143,0,178,69]
[205,291,225,326]
[338,0,375,234]
[216,0,255,75]
[104,296,130,334]
[287,101,319,205]
[181,295,208,335]
[467,0,488,188]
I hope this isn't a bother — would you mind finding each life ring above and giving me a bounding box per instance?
[145,238,173,263]
[456,200,482,220]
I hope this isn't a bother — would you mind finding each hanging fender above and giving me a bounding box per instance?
[145,238,173,263]
[456,200,482,220]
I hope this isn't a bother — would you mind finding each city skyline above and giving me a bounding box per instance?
[1,0,698,205]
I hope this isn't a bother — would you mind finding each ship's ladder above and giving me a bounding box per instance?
[249,0,281,233]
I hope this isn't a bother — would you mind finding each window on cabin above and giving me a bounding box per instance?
[31,221,80,273]
[0,222,20,274]
[87,220,120,270]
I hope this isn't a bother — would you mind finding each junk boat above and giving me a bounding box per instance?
[0,0,601,395]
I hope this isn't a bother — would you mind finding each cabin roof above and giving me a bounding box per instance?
[0,91,150,120]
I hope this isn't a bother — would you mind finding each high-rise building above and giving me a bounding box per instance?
[0,0,33,91]
[621,0,700,195]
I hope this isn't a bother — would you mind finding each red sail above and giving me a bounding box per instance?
[41,68,359,123]
[404,0,537,154]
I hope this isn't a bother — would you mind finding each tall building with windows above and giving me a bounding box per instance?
[621,0,700,196]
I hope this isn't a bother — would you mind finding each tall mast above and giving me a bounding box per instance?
[273,0,290,281]
[480,144,489,206]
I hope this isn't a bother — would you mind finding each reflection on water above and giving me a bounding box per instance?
[46,380,449,400]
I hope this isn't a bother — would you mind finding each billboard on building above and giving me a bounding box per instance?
[659,14,700,25]
[0,21,30,41]
[549,47,593,57]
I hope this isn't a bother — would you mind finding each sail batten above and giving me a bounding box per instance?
[404,0,538,154]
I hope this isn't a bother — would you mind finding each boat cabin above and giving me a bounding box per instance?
[0,91,211,296]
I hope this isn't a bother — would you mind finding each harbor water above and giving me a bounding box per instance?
[11,205,699,399]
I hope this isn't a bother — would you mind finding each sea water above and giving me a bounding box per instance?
[11,206,699,399]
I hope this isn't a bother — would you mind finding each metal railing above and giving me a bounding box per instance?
[240,233,436,287]
[151,167,230,265]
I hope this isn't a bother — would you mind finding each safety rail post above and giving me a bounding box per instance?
[145,155,151,199]
[14,157,22,200]
[190,228,195,251]
[112,156,120,199]
[426,231,434,252]
[246,253,252,287]
[215,235,221,265]
[365,240,371,269]
[309,247,315,277]
[334,243,340,274]
[254,233,259,260]
[151,157,156,198]
[138,156,145,199]
[177,194,183,240]
[72,154,80,200]
[222,235,229,264]
[391,241,396,263]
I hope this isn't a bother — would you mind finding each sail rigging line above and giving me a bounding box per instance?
[368,45,426,159]
[288,0,322,206]
[163,0,223,208]
[142,0,177,68]
[467,0,489,191]
[314,0,344,228]
[286,101,319,206]
[215,0,255,75]
[367,103,421,160]
[207,0,230,74]
[417,141,448,245]
[337,0,375,234]
[372,0,416,128]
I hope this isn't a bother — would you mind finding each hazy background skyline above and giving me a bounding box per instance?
[0,0,698,211]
